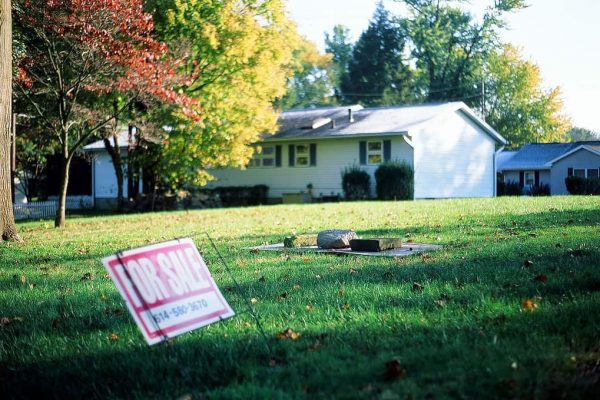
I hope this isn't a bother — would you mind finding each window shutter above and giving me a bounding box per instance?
[383,140,391,162]
[519,171,524,188]
[359,141,367,165]
[288,144,295,167]
[309,143,317,166]
[534,171,540,186]
[567,168,573,177]
[275,145,282,167]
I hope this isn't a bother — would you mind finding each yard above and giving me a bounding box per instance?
[1,197,599,399]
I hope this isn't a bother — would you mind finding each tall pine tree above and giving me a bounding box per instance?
[341,2,412,106]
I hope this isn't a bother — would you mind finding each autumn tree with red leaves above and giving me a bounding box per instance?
[14,0,198,228]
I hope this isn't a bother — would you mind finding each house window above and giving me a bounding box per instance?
[367,141,383,165]
[524,171,535,187]
[588,169,599,179]
[573,169,586,178]
[249,145,275,168]
[295,144,309,167]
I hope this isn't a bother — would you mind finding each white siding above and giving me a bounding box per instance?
[550,148,600,195]
[92,151,129,199]
[207,136,413,198]
[411,110,497,198]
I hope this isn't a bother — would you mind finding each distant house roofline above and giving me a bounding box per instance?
[545,144,600,165]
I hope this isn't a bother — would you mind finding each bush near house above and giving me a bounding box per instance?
[527,183,550,196]
[215,185,269,206]
[565,176,600,195]
[497,179,522,196]
[375,161,414,200]
[341,165,371,200]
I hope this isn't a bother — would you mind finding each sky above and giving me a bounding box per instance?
[286,0,600,133]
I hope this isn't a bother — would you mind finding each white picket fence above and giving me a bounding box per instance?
[13,196,94,220]
[13,201,58,220]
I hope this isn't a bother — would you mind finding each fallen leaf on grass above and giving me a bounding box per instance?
[434,299,446,307]
[81,272,95,281]
[303,258,310,263]
[276,328,300,340]
[250,298,258,305]
[533,274,548,283]
[305,304,314,311]
[293,283,301,290]
[108,333,119,342]
[521,298,538,311]
[340,303,350,311]
[412,282,423,291]
[348,268,358,274]
[20,275,26,284]
[276,291,288,301]
[383,359,407,381]
[307,339,322,352]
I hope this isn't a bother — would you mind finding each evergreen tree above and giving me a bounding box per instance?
[341,2,412,106]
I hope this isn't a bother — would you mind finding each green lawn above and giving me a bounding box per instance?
[1,197,599,399]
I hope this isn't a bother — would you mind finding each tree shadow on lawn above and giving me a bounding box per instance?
[3,297,599,400]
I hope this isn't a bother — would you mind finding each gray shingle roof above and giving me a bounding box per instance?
[268,102,505,143]
[498,141,600,170]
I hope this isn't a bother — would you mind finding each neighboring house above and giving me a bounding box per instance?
[83,130,143,210]
[207,102,507,199]
[497,141,600,195]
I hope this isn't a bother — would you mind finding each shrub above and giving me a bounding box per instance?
[585,178,600,195]
[497,179,522,196]
[341,165,371,200]
[527,184,550,196]
[374,161,414,200]
[215,185,269,206]
[565,176,586,195]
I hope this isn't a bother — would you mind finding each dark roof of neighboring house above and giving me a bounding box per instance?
[498,141,600,171]
[266,101,506,144]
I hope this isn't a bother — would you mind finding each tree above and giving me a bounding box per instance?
[277,37,335,109]
[324,24,354,98]
[148,0,302,188]
[568,127,599,142]
[0,0,20,241]
[341,2,412,106]
[399,0,527,104]
[14,0,196,227]
[484,45,570,147]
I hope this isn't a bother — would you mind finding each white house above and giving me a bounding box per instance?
[497,141,600,195]
[83,130,142,209]
[207,102,507,199]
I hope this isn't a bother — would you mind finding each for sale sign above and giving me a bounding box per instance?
[102,238,235,345]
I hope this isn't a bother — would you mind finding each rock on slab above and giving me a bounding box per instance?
[317,229,358,249]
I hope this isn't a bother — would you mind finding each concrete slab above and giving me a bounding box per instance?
[248,243,442,257]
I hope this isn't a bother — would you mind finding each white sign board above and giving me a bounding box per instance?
[102,238,234,345]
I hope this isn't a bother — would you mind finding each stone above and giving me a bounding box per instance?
[283,234,318,248]
[349,238,402,252]
[317,229,358,249]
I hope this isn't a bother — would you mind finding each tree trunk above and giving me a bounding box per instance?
[54,156,71,228]
[0,0,20,241]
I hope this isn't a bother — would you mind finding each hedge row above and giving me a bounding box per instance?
[341,161,414,200]
[565,176,600,195]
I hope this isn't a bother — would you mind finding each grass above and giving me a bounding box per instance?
[1,196,599,399]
